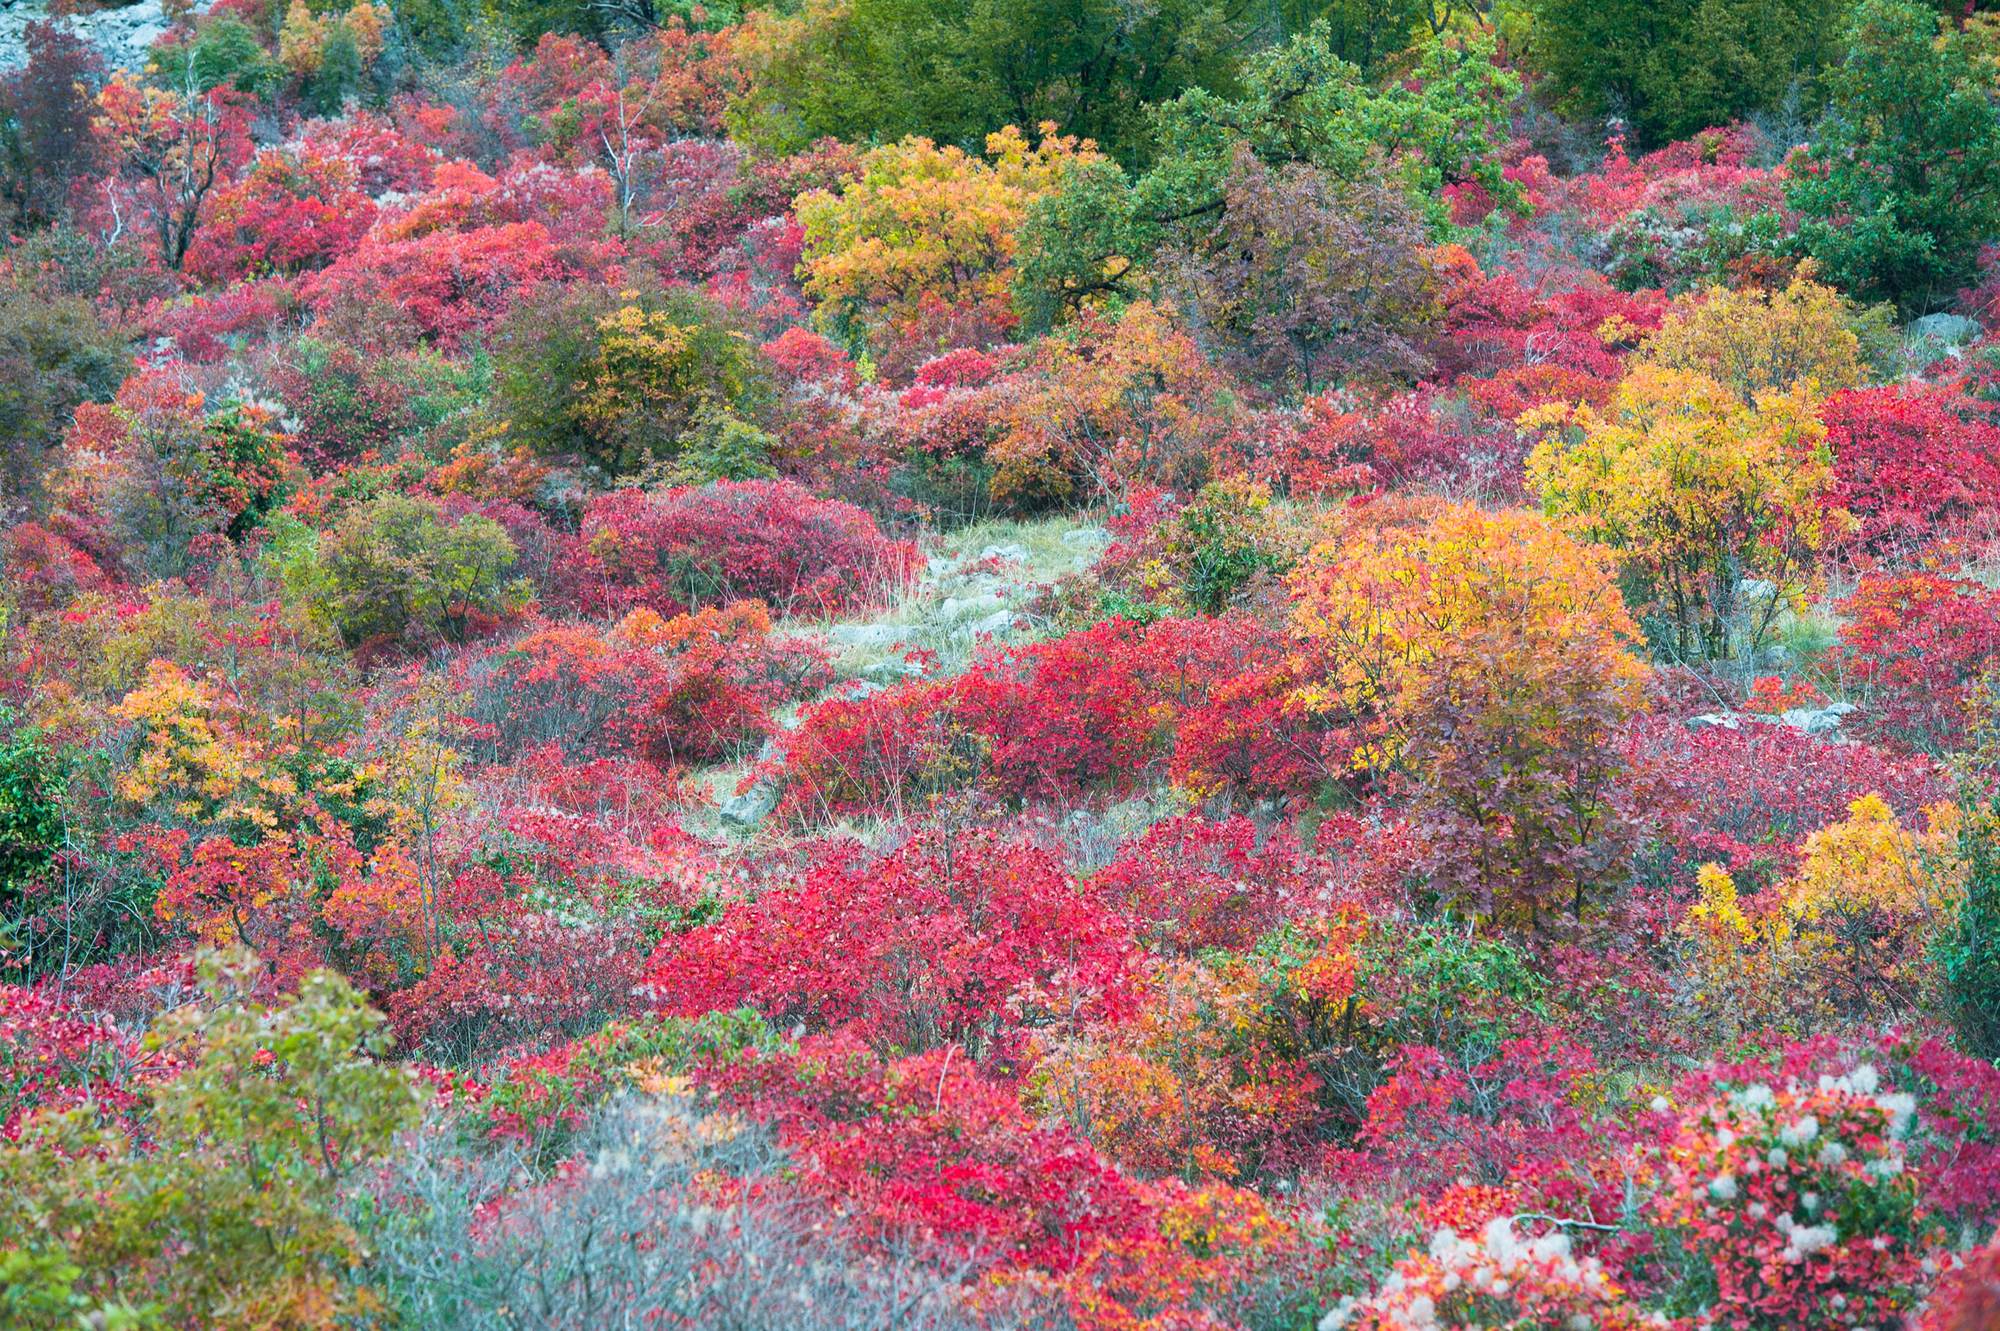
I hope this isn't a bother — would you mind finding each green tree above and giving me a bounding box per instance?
[1520,0,1849,149]
[1141,26,1520,230]
[0,951,421,1329]
[148,16,283,98]
[658,405,781,486]
[301,494,528,647]
[1941,791,2000,1059]
[725,0,1262,167]
[1279,0,1431,71]
[0,283,129,517]
[1014,27,1510,329]
[1013,155,1149,331]
[1785,0,2000,317]
[306,23,363,115]
[0,706,64,974]
[494,282,767,478]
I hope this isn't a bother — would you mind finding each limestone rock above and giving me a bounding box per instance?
[1,0,217,77]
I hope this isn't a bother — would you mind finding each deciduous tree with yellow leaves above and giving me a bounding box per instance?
[1640,267,1874,404]
[1526,365,1844,661]
[1289,505,1654,933]
[795,124,1102,366]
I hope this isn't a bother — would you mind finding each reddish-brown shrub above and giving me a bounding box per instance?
[564,479,911,619]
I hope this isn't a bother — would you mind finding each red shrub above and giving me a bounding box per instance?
[1432,245,1667,382]
[620,600,833,764]
[955,614,1294,804]
[373,156,616,247]
[3,522,109,609]
[1171,664,1327,803]
[1898,1037,2000,1232]
[951,619,1176,802]
[765,325,860,394]
[1461,362,1620,419]
[183,145,378,284]
[1840,573,2000,755]
[777,613,1315,817]
[771,679,963,821]
[566,480,911,619]
[1092,813,1319,953]
[0,985,142,1137]
[700,1034,1154,1274]
[388,915,652,1060]
[1653,1033,1998,1329]
[306,220,618,347]
[1649,1066,1937,1330]
[643,829,1139,1059]
[1925,1238,2000,1331]
[461,622,671,764]
[1148,614,1324,803]
[150,277,302,363]
[462,604,831,769]
[296,110,441,196]
[1821,385,2000,555]
[1352,1029,1631,1218]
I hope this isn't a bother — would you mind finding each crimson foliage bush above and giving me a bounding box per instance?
[565,480,911,620]
[643,829,1139,1059]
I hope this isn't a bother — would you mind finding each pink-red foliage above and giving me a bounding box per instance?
[1432,245,1667,383]
[306,219,617,346]
[951,619,1179,802]
[3,522,110,610]
[1092,813,1320,953]
[183,145,378,284]
[1351,1030,1628,1214]
[1820,385,2000,555]
[151,277,302,363]
[0,985,141,1137]
[1840,574,2000,756]
[564,480,910,619]
[643,829,1139,1058]
[700,1033,1154,1273]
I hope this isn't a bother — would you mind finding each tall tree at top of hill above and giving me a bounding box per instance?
[1785,0,2000,318]
[1520,0,1847,149]
[723,0,1262,167]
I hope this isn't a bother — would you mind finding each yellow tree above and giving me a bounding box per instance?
[1640,266,1873,404]
[1786,793,1963,1017]
[1288,505,1654,932]
[1678,862,1830,1044]
[116,660,299,831]
[795,123,1100,353]
[1679,796,1962,1040]
[1525,365,1844,661]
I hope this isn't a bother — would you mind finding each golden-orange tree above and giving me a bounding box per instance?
[794,123,1099,365]
[1289,505,1653,933]
[1525,365,1841,660]
[989,299,1240,506]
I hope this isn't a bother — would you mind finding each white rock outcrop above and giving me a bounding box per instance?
[1,0,215,78]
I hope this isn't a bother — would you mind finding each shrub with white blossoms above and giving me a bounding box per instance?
[1323,1216,1661,1331]
[1647,1064,1944,1330]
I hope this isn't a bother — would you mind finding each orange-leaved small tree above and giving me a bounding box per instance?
[989,300,1240,506]
[1289,505,1653,933]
